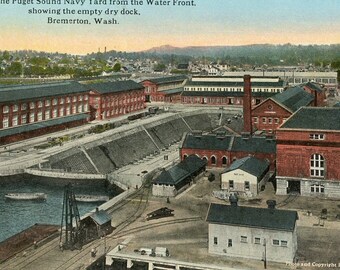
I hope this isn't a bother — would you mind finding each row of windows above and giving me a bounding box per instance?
[288,78,335,84]
[2,95,88,113]
[1,104,88,128]
[183,154,229,165]
[213,236,288,247]
[309,133,325,140]
[229,180,250,190]
[253,117,285,125]
[101,104,144,118]
[184,87,282,93]
[101,96,144,108]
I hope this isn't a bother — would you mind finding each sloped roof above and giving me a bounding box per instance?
[86,80,144,94]
[154,155,206,186]
[161,87,184,95]
[280,107,340,131]
[0,81,87,103]
[143,75,187,85]
[90,210,111,226]
[182,134,233,150]
[223,156,269,178]
[182,134,276,154]
[185,81,285,88]
[303,81,324,92]
[206,203,298,232]
[271,86,314,113]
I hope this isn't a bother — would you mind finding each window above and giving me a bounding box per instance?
[244,181,250,190]
[53,98,58,105]
[30,102,35,109]
[60,98,64,104]
[21,103,27,110]
[310,154,325,177]
[13,104,18,112]
[12,115,18,126]
[228,239,233,247]
[66,106,71,115]
[29,112,35,122]
[53,108,57,118]
[254,237,261,245]
[21,114,27,124]
[222,156,227,165]
[273,239,280,246]
[45,100,51,106]
[229,180,234,189]
[274,118,279,124]
[311,184,325,193]
[262,117,267,124]
[240,236,248,243]
[45,110,50,120]
[38,101,43,108]
[2,117,9,128]
[253,117,258,123]
[59,108,64,117]
[2,105,9,113]
[66,97,71,103]
[310,134,325,140]
[281,240,288,247]
[214,237,218,245]
[37,111,43,121]
[268,118,273,124]
[211,156,216,165]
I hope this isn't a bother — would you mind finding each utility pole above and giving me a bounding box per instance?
[263,238,267,269]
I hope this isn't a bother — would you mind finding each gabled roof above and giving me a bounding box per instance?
[271,86,314,113]
[154,155,206,186]
[142,75,187,85]
[161,87,184,95]
[182,134,233,150]
[206,203,298,232]
[280,107,340,131]
[86,80,144,94]
[0,81,87,103]
[223,156,269,178]
[90,210,111,226]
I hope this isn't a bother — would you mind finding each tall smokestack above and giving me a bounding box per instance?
[243,75,252,134]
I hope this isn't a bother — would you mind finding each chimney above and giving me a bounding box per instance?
[229,193,238,207]
[243,75,252,134]
[266,200,276,209]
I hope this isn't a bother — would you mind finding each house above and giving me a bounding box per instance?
[206,202,298,263]
[86,80,145,121]
[220,156,270,196]
[276,107,340,197]
[152,155,206,197]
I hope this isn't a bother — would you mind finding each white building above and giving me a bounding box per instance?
[206,203,298,263]
[220,156,270,196]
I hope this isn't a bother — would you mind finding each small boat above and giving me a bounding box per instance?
[75,195,109,203]
[5,192,47,201]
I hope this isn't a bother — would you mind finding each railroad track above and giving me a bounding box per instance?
[276,192,299,208]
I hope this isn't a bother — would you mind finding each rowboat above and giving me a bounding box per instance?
[75,195,109,203]
[5,193,47,201]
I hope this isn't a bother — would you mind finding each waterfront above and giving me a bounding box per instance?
[0,177,110,243]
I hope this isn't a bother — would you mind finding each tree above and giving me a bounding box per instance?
[113,62,121,72]
[7,62,22,76]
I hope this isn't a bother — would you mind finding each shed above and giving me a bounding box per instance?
[81,209,113,242]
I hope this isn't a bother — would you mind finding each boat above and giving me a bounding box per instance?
[75,195,109,203]
[5,193,47,201]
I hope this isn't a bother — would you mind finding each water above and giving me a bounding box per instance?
[0,177,111,243]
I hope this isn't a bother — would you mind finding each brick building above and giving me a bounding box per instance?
[179,133,276,170]
[276,107,340,197]
[87,80,145,121]
[302,81,327,107]
[181,76,286,106]
[0,81,90,145]
[251,86,314,134]
[142,75,187,102]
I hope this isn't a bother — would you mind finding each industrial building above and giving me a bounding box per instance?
[276,107,340,197]
[206,202,298,263]
[181,76,286,106]
[142,75,187,102]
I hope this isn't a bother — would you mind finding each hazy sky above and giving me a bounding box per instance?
[0,0,339,54]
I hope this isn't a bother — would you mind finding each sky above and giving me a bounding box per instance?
[0,0,339,54]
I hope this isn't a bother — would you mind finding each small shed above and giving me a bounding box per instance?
[152,155,206,197]
[81,209,113,242]
[221,156,270,196]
